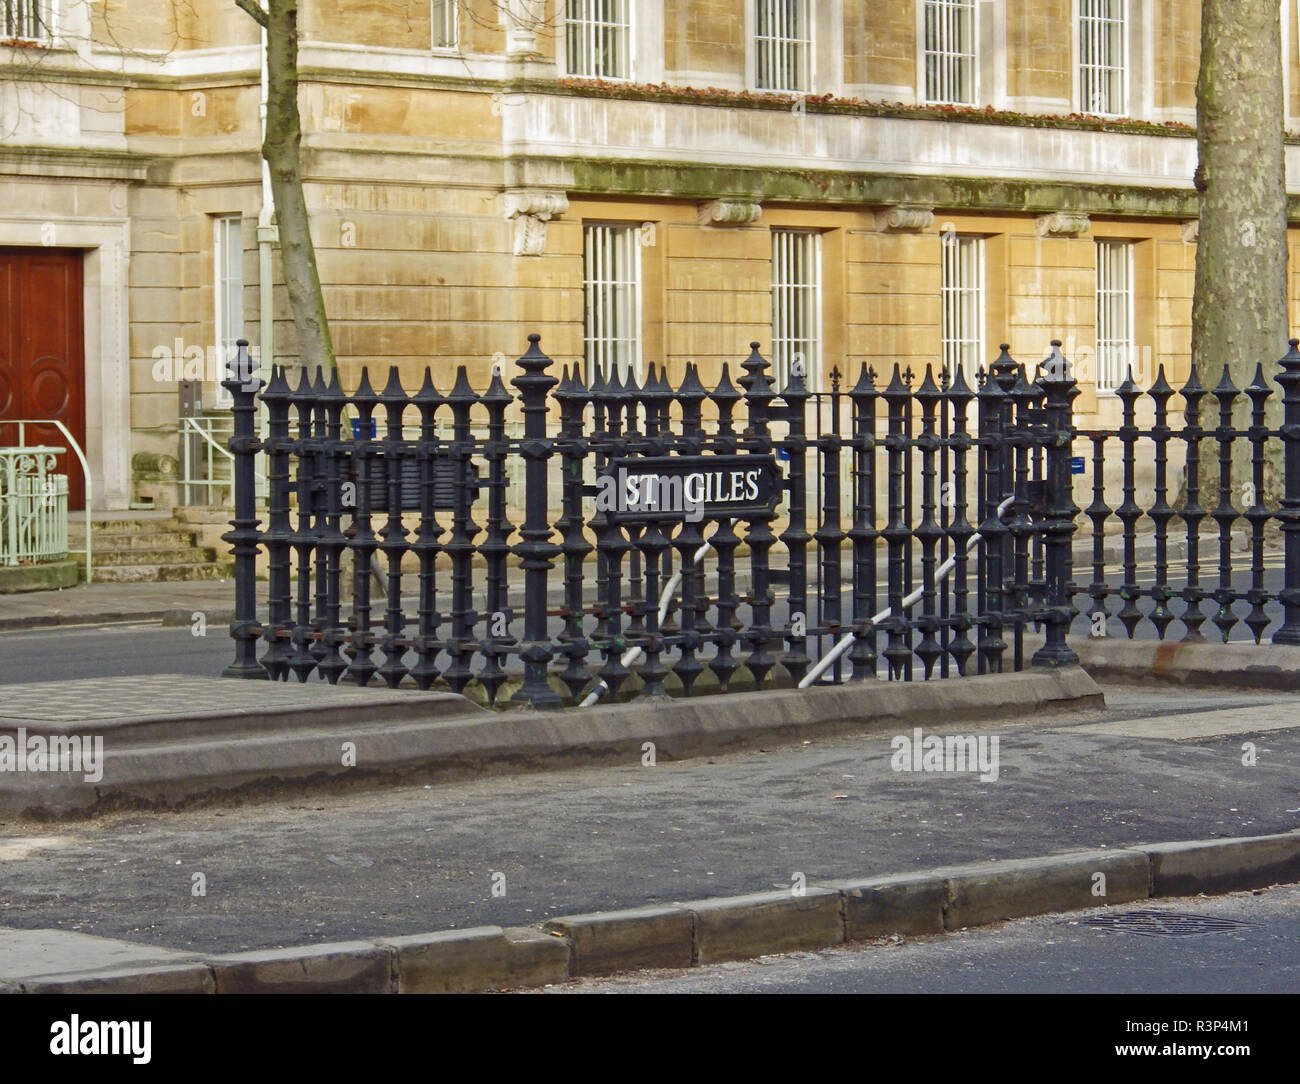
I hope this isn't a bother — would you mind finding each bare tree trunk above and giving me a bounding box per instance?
[1193,0,1288,506]
[236,0,335,374]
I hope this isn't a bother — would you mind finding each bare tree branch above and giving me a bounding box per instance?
[233,0,269,27]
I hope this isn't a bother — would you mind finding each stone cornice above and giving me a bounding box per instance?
[0,146,151,182]
[566,156,1204,218]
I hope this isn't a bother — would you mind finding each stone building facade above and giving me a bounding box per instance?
[4,0,1300,512]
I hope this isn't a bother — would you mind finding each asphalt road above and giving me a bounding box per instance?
[544,884,1300,994]
[0,623,228,684]
[1,682,1298,957]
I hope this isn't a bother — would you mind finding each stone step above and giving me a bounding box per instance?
[74,530,199,551]
[91,547,215,567]
[68,519,183,536]
[92,561,234,583]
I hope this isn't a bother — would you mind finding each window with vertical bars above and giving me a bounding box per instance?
[583,223,641,383]
[923,0,976,105]
[940,233,983,383]
[1079,0,1126,116]
[565,0,631,80]
[2,0,51,41]
[1095,239,1133,392]
[771,229,821,389]
[755,0,811,93]
[431,0,458,50]
[214,216,244,407]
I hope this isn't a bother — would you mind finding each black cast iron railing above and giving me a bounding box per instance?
[221,335,1081,707]
[1074,340,1300,646]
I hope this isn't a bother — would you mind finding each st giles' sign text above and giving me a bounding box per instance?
[593,455,781,524]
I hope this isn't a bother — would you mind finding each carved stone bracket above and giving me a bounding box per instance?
[698,199,762,226]
[1035,212,1091,237]
[875,204,935,232]
[504,189,569,256]
[501,0,547,55]
[1180,219,1200,244]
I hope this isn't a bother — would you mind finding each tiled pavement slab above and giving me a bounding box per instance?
[0,674,475,729]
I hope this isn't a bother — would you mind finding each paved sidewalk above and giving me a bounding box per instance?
[0,681,1297,957]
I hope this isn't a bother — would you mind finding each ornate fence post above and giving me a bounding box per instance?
[376,367,411,689]
[881,365,912,679]
[1272,340,1300,644]
[554,366,593,701]
[778,358,811,685]
[1031,341,1079,667]
[259,365,293,681]
[847,364,879,680]
[222,339,267,679]
[478,366,516,703]
[511,334,563,709]
[738,343,779,689]
[975,351,1009,673]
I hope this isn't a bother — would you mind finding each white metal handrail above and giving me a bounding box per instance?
[6,420,92,583]
[579,494,1018,706]
[0,446,67,567]
[181,415,239,506]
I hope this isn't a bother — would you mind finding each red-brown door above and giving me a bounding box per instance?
[0,248,86,510]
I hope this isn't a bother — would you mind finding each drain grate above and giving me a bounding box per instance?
[1070,909,1262,938]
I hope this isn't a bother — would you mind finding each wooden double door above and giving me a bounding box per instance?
[0,248,86,510]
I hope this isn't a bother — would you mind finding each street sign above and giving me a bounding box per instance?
[595,454,782,524]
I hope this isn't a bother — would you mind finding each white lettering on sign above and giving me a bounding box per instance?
[595,466,767,523]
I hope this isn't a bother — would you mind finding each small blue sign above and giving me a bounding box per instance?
[1071,456,1086,475]
[351,417,378,439]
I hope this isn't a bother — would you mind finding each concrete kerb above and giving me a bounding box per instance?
[7,831,1299,994]
[1033,635,1300,691]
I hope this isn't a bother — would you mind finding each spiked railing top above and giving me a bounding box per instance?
[1179,365,1206,408]
[351,367,379,418]
[642,361,673,410]
[676,361,707,403]
[290,365,316,406]
[413,369,443,411]
[780,359,810,402]
[711,363,741,404]
[1010,364,1039,407]
[447,365,479,408]
[882,363,911,403]
[1245,363,1271,409]
[318,367,344,402]
[848,362,877,401]
[1147,365,1173,406]
[913,364,941,406]
[1114,366,1140,407]
[945,362,975,404]
[1212,365,1240,405]
[480,366,512,406]
[260,364,290,405]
